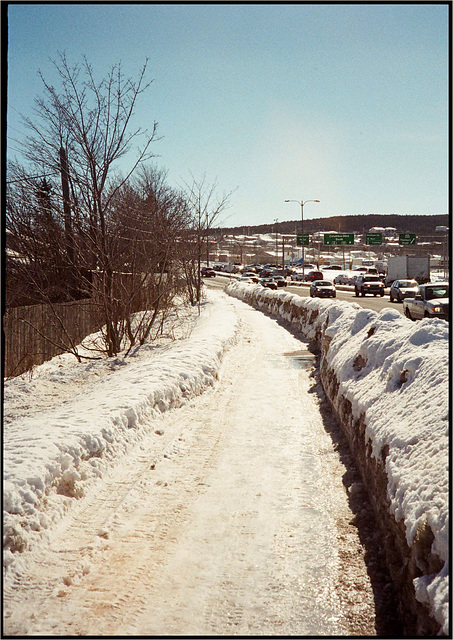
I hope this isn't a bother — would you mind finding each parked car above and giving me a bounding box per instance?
[201,267,216,277]
[403,283,449,320]
[389,279,419,303]
[260,278,278,290]
[304,270,324,282]
[273,275,287,288]
[310,280,336,298]
[354,275,385,297]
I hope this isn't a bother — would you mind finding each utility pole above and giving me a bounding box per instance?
[59,147,75,297]
[282,235,285,271]
[274,218,278,263]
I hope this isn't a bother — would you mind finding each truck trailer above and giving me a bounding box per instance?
[385,255,430,285]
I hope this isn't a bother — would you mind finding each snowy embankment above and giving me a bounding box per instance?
[226,281,449,637]
[3,297,238,573]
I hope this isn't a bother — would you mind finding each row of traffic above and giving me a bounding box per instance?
[234,272,449,321]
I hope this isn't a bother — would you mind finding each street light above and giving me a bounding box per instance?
[284,199,320,278]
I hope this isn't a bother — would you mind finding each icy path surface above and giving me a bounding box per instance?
[4,298,383,636]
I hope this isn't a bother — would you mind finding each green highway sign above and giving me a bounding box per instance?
[366,232,382,246]
[296,233,309,246]
[323,233,355,246]
[399,233,416,246]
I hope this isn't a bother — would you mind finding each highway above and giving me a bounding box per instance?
[209,275,402,316]
[285,284,399,315]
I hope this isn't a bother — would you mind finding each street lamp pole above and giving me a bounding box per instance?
[284,199,320,278]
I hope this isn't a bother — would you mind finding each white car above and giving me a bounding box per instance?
[389,280,419,303]
[403,283,449,320]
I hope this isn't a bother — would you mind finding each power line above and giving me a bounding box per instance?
[6,173,59,184]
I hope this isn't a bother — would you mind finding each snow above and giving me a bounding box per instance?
[3,285,449,634]
[4,298,239,568]
[226,281,449,634]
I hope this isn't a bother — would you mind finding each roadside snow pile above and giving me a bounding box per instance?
[3,292,239,573]
[226,281,449,636]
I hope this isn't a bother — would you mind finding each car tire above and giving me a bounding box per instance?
[390,295,394,302]
[355,289,359,297]
[380,291,384,297]
[361,292,365,297]
[405,308,413,320]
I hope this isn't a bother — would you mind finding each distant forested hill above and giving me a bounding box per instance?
[220,214,448,236]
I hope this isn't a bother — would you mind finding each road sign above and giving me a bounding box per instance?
[366,232,382,246]
[296,233,309,246]
[399,233,416,245]
[323,233,354,246]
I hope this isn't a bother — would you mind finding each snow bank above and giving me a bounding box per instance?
[3,293,239,572]
[226,281,449,636]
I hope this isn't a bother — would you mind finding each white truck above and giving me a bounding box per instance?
[385,255,430,286]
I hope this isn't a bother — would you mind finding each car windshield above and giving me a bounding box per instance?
[315,281,332,286]
[399,280,417,287]
[426,286,449,299]
[364,276,380,281]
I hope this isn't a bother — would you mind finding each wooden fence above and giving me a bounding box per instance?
[3,299,104,378]
[3,271,174,378]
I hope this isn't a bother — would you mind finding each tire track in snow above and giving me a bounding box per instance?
[3,321,252,636]
[3,299,383,636]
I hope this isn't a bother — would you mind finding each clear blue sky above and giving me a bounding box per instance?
[6,3,449,228]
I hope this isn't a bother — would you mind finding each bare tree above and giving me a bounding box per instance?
[103,165,191,353]
[6,55,235,371]
[12,54,159,356]
[182,174,234,305]
[6,159,195,363]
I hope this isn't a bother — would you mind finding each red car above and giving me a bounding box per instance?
[304,270,324,282]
